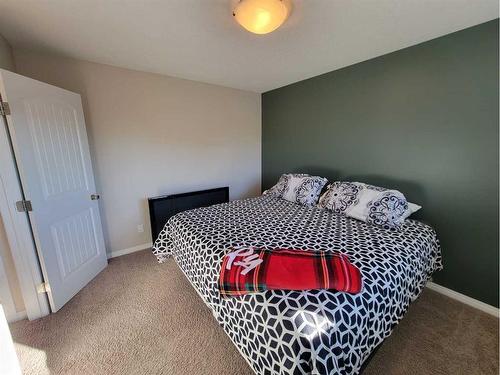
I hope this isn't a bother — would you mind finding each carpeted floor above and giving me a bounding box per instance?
[9,250,499,375]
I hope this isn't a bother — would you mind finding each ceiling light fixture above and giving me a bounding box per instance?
[233,0,292,35]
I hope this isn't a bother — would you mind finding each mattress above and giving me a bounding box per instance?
[152,195,442,375]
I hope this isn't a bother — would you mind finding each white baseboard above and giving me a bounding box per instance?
[426,281,499,318]
[108,242,152,259]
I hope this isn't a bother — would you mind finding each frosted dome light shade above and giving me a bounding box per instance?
[233,0,291,35]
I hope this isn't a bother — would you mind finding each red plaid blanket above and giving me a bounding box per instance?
[218,247,362,296]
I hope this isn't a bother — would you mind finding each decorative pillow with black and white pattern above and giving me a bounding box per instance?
[263,173,306,197]
[264,173,327,207]
[318,182,418,228]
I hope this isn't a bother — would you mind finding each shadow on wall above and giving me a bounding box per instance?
[240,181,262,198]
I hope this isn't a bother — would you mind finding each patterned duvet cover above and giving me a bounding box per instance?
[152,196,442,375]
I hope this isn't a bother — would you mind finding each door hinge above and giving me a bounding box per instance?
[37,282,51,294]
[0,101,10,116]
[16,200,33,212]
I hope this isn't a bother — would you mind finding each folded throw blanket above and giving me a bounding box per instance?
[219,247,362,296]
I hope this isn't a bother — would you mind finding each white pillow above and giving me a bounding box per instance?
[318,182,418,228]
[264,174,327,207]
[402,202,422,220]
[263,173,310,197]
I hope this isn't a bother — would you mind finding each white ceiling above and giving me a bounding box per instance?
[0,0,497,93]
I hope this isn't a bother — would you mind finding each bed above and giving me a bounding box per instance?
[152,195,442,375]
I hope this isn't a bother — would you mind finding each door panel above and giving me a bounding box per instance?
[26,100,89,198]
[0,69,107,312]
[51,208,100,280]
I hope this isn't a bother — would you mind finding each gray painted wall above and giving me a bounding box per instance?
[262,20,499,307]
[14,50,261,255]
[0,34,14,71]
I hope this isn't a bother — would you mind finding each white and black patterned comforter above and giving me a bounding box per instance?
[152,196,442,375]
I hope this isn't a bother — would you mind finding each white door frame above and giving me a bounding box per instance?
[0,108,50,320]
[0,248,18,321]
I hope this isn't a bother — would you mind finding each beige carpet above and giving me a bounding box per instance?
[10,250,499,375]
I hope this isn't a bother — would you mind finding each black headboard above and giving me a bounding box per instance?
[148,187,229,243]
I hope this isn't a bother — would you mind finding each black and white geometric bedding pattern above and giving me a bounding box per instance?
[152,196,442,375]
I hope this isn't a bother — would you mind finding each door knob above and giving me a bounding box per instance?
[90,194,100,200]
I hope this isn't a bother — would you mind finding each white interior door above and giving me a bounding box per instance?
[0,69,107,312]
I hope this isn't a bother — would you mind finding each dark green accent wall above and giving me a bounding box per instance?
[262,20,499,307]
